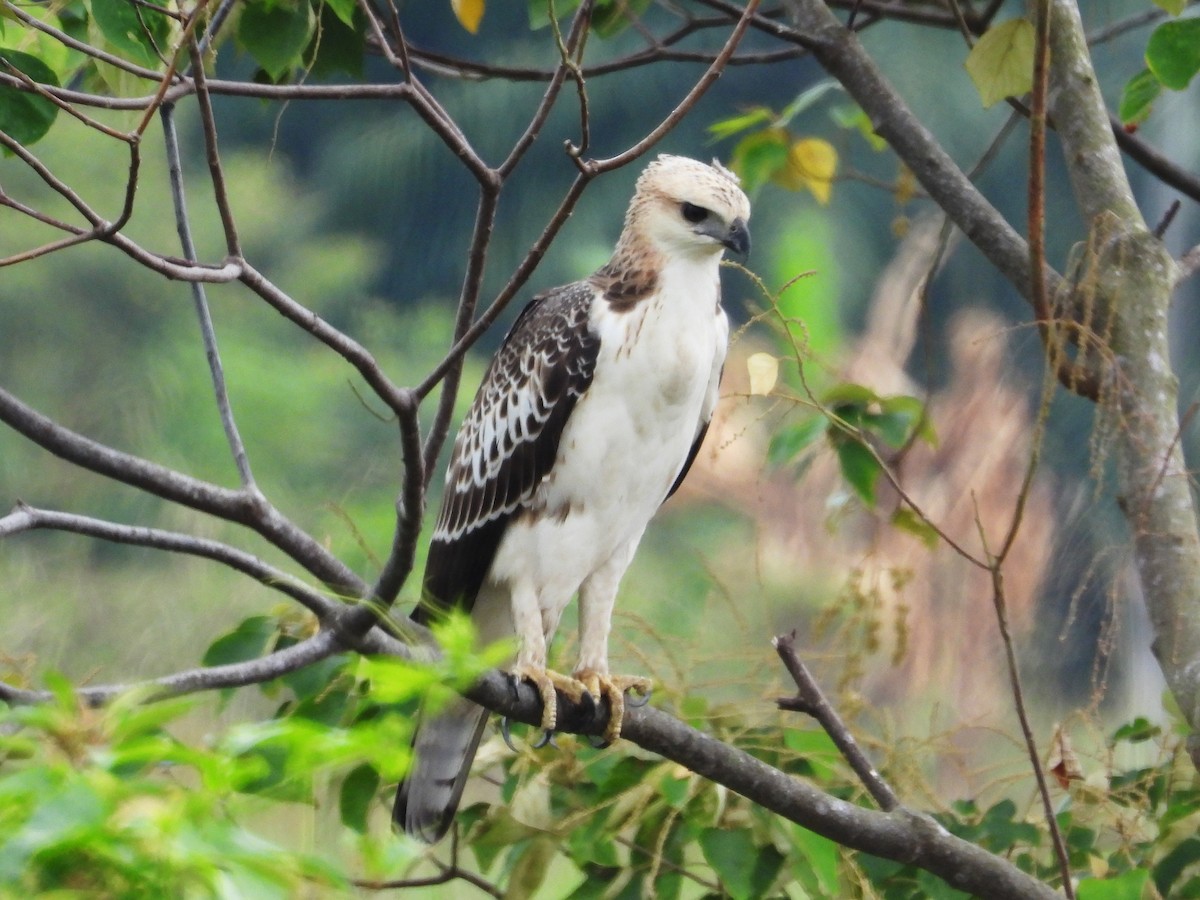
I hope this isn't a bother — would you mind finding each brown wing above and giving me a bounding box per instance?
[416,281,600,622]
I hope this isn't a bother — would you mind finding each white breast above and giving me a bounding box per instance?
[486,263,728,604]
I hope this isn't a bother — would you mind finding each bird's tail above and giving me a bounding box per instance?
[393,696,489,843]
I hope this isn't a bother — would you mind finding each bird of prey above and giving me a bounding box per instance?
[395,155,751,842]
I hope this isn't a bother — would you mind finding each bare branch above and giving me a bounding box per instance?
[161,102,256,489]
[782,0,1060,309]
[773,632,899,811]
[579,0,762,173]
[413,173,593,402]
[462,671,1061,900]
[420,2,595,480]
[0,631,346,708]
[1112,115,1200,205]
[188,38,241,258]
[236,263,412,419]
[0,386,364,598]
[0,503,339,621]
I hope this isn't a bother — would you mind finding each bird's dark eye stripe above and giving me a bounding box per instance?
[681,202,709,223]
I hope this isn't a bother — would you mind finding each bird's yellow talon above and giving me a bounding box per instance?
[573,670,653,742]
[510,665,589,732]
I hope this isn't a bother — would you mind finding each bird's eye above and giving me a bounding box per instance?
[681,202,709,224]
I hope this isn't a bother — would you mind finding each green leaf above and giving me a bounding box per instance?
[1151,1,1186,16]
[776,80,842,127]
[1120,68,1162,126]
[892,508,938,547]
[239,0,317,80]
[306,4,364,79]
[592,0,651,38]
[877,394,932,446]
[831,103,887,151]
[658,768,690,809]
[830,434,881,506]
[203,616,276,668]
[1077,868,1150,900]
[699,828,785,900]
[791,824,841,897]
[767,417,825,468]
[280,653,347,703]
[0,50,60,147]
[1146,19,1200,90]
[1112,717,1161,744]
[565,813,620,868]
[91,0,173,69]
[823,382,880,408]
[964,18,1035,107]
[324,0,358,27]
[1155,837,1200,896]
[730,128,790,194]
[338,764,379,834]
[707,106,774,141]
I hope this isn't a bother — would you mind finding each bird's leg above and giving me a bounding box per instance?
[574,554,652,742]
[508,583,592,732]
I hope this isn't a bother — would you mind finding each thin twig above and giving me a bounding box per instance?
[0,385,364,598]
[354,830,504,897]
[413,173,593,402]
[161,102,256,489]
[0,631,345,708]
[773,632,899,811]
[578,0,762,173]
[237,262,411,418]
[1013,8,1076,893]
[0,503,338,620]
[188,38,240,257]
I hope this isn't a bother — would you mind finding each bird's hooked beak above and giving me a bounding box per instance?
[721,217,750,258]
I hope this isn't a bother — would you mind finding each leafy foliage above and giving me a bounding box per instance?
[708,84,859,202]
[1119,7,1200,125]
[0,50,60,149]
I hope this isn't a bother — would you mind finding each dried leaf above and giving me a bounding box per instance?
[747,352,779,396]
[1046,723,1083,789]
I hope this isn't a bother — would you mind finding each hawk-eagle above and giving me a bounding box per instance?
[395,155,751,842]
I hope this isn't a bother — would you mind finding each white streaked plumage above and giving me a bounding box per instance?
[395,155,751,842]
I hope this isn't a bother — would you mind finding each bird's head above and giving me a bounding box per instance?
[622,154,752,262]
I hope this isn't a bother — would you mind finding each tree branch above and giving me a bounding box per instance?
[782,0,1060,309]
[773,631,899,811]
[462,669,1060,900]
[0,502,341,621]
[161,102,256,490]
[0,386,364,598]
[0,631,346,708]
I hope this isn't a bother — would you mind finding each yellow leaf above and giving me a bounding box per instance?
[964,18,1035,107]
[747,352,779,396]
[451,0,484,34]
[774,138,837,205]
